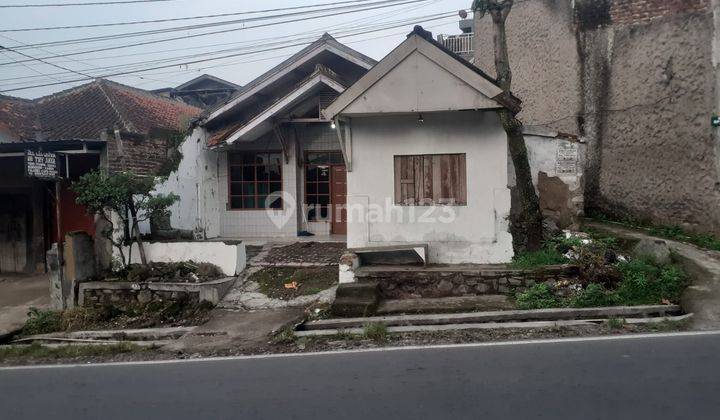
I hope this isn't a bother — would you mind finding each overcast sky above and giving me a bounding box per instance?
[0,0,471,99]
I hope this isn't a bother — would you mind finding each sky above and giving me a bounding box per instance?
[0,0,472,99]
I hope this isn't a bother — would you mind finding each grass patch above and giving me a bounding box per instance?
[515,258,687,310]
[362,322,388,342]
[20,300,214,336]
[510,247,568,269]
[589,212,720,252]
[515,283,561,309]
[0,342,147,362]
[271,326,297,345]
[606,317,626,330]
[250,266,337,300]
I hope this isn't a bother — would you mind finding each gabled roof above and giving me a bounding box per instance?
[175,74,242,91]
[0,79,202,144]
[323,26,521,119]
[207,64,347,147]
[202,33,377,125]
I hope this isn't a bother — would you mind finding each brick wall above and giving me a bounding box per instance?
[610,0,709,25]
[106,135,168,176]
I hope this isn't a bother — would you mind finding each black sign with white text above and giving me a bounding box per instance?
[25,151,60,179]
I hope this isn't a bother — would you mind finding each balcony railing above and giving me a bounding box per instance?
[437,33,474,55]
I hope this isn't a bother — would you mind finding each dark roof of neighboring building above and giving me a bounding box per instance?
[0,79,202,144]
[202,33,377,124]
[175,74,242,91]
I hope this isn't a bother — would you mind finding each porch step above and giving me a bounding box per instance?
[302,305,682,331]
[331,282,380,317]
[349,244,428,266]
[376,295,515,315]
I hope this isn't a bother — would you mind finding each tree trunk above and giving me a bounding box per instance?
[488,0,544,250]
[127,199,147,265]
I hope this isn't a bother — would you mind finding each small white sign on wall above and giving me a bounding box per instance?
[556,143,579,175]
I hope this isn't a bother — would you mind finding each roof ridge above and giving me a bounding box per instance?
[96,79,136,133]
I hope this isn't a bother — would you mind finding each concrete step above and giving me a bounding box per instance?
[331,297,379,318]
[349,244,428,266]
[334,282,379,300]
[303,305,682,331]
[377,295,515,315]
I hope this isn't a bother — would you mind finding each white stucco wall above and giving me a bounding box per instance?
[155,127,221,238]
[346,111,514,264]
[121,241,246,276]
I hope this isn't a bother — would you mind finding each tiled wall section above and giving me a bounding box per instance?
[218,132,299,237]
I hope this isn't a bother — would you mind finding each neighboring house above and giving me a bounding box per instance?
[474,0,720,234]
[0,80,201,273]
[157,33,377,239]
[436,18,475,62]
[153,74,242,109]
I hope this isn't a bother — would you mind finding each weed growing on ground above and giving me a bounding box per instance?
[515,284,561,310]
[589,212,720,252]
[363,322,388,342]
[606,317,626,330]
[510,247,568,269]
[0,342,146,362]
[569,283,616,308]
[271,326,297,345]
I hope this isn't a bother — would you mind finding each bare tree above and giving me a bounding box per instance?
[473,0,543,250]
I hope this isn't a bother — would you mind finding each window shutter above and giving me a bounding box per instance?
[394,154,466,205]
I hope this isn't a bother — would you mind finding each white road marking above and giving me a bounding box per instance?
[2,329,719,371]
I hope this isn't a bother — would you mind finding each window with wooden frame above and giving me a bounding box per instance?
[305,151,344,221]
[394,154,467,205]
[228,151,283,209]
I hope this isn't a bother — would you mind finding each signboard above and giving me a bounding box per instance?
[555,143,579,175]
[25,151,60,180]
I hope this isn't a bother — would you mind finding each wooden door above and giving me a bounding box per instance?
[0,194,29,273]
[331,165,347,235]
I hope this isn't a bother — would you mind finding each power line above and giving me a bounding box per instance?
[0,0,436,69]
[0,44,94,79]
[0,9,452,83]
[0,13,457,93]
[0,0,176,8]
[0,0,373,32]
[10,0,418,50]
[1,0,424,65]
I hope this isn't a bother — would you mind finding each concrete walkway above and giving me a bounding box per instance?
[586,221,720,330]
[0,273,50,338]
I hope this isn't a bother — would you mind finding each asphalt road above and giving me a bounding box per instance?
[2,332,720,420]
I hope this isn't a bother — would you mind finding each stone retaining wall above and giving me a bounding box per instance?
[357,265,579,299]
[79,277,236,309]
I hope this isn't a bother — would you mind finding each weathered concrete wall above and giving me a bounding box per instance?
[474,0,720,234]
[347,111,513,264]
[511,132,586,227]
[120,241,246,276]
[156,127,221,238]
[596,12,720,233]
[473,0,582,134]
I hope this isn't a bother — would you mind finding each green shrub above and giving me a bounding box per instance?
[607,317,626,330]
[570,283,616,308]
[615,259,686,305]
[22,308,64,335]
[362,322,388,342]
[511,248,567,269]
[515,284,561,309]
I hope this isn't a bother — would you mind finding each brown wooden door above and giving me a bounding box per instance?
[331,165,347,235]
[0,194,29,273]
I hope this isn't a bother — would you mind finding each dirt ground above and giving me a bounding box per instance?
[0,273,50,338]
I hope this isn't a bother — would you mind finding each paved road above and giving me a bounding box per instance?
[2,332,720,419]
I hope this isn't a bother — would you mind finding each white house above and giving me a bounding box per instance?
[322,26,519,264]
[159,27,585,265]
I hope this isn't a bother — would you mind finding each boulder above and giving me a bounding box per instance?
[631,239,672,265]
